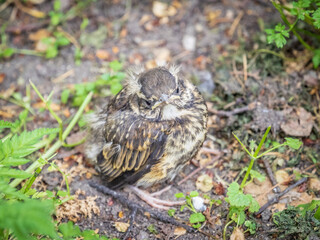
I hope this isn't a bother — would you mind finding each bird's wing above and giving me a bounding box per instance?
[97,111,171,189]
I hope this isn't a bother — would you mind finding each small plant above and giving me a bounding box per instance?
[175,191,206,229]
[61,60,125,106]
[223,126,302,239]
[0,81,93,240]
[57,221,116,240]
[266,0,320,68]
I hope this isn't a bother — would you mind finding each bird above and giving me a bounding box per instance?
[85,65,208,209]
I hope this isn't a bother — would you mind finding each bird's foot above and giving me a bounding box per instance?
[128,185,185,210]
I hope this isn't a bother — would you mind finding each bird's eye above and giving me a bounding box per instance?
[176,87,180,94]
[145,100,151,106]
[141,99,152,109]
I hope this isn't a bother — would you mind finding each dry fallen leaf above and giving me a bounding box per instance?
[96,49,110,60]
[153,48,171,65]
[32,101,60,111]
[281,107,313,137]
[29,29,50,41]
[230,227,245,240]
[196,174,213,192]
[174,227,186,237]
[114,222,130,232]
[0,73,5,84]
[309,178,320,191]
[152,1,177,18]
[275,170,290,185]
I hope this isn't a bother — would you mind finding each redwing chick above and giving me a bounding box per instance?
[85,66,207,189]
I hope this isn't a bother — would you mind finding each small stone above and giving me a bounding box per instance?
[192,196,206,212]
[182,34,196,51]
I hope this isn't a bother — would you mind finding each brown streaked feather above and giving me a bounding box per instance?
[97,110,172,189]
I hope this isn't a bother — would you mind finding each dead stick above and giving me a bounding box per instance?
[209,102,256,117]
[256,177,308,215]
[262,159,281,193]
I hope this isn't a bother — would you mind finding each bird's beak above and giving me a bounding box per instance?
[152,94,168,110]
[152,94,179,110]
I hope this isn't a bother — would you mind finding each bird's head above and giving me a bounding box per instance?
[126,66,196,120]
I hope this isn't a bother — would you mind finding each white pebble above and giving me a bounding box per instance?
[192,196,206,212]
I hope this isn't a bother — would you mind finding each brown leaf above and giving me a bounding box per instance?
[196,174,213,192]
[174,227,186,237]
[309,178,320,191]
[96,49,110,60]
[0,73,5,84]
[152,1,177,18]
[114,222,130,233]
[281,107,313,137]
[32,102,60,111]
[29,29,50,41]
[230,227,245,240]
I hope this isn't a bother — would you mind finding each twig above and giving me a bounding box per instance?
[262,159,281,193]
[256,177,308,215]
[89,182,196,237]
[227,11,244,37]
[209,102,256,117]
[6,20,50,34]
[242,54,247,83]
[230,70,261,80]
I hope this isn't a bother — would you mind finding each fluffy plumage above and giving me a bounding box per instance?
[85,66,207,189]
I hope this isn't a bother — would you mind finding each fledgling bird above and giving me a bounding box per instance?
[86,66,207,208]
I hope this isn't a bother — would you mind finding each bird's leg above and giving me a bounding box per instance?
[128,185,185,210]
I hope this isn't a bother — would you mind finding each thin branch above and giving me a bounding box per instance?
[256,177,308,215]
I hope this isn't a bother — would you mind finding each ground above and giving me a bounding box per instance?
[1,0,320,239]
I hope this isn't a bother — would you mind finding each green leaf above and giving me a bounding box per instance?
[1,128,59,159]
[244,220,256,234]
[313,9,320,28]
[59,221,81,238]
[0,167,32,179]
[226,182,251,207]
[0,120,17,129]
[57,190,68,197]
[0,199,58,239]
[81,18,89,30]
[167,209,176,217]
[249,169,265,182]
[265,24,289,48]
[298,200,320,216]
[1,157,30,166]
[0,180,28,200]
[249,197,260,213]
[175,192,185,199]
[50,13,62,26]
[192,223,202,229]
[285,138,302,150]
[46,45,58,58]
[229,207,246,225]
[147,224,157,234]
[53,0,61,11]
[3,48,15,58]
[189,212,205,223]
[109,61,122,72]
[312,49,320,68]
[315,206,320,220]
[61,89,70,104]
[190,191,199,198]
